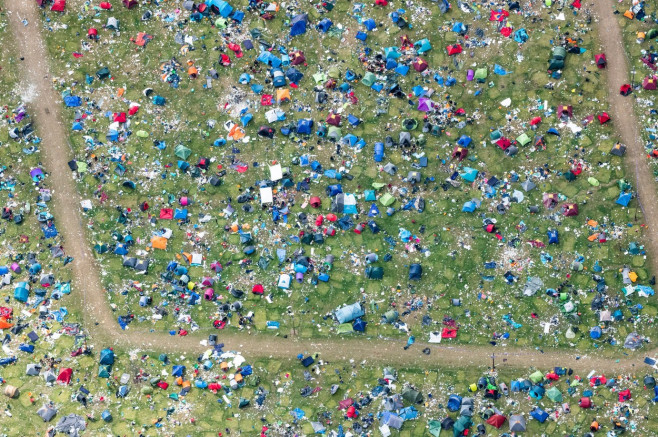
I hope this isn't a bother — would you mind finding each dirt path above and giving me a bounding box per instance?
[2,0,656,374]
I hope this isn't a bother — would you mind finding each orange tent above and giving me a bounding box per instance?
[188,66,198,78]
[181,252,193,263]
[276,89,291,103]
[228,124,245,140]
[151,237,168,250]
[0,317,13,329]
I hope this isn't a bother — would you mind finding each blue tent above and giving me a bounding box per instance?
[348,115,361,126]
[447,394,462,411]
[172,365,186,377]
[232,10,244,22]
[114,244,128,255]
[342,134,358,146]
[72,122,83,131]
[174,208,188,219]
[395,65,409,76]
[100,348,115,365]
[414,38,432,53]
[385,47,401,59]
[42,223,58,238]
[385,59,397,70]
[152,95,166,105]
[326,184,342,196]
[380,412,403,430]
[368,204,380,217]
[64,96,82,107]
[590,326,602,339]
[355,31,367,41]
[457,135,472,147]
[514,28,529,44]
[510,380,521,392]
[529,385,545,399]
[19,343,35,353]
[335,302,364,324]
[374,142,384,162]
[297,119,313,134]
[409,263,422,280]
[117,385,130,397]
[256,51,281,68]
[14,282,29,302]
[317,18,332,32]
[460,167,478,182]
[290,13,308,36]
[241,113,253,127]
[462,200,478,213]
[438,0,450,13]
[547,229,559,244]
[353,318,367,332]
[363,18,376,31]
[530,408,549,423]
[547,127,560,136]
[285,67,303,83]
[106,129,119,141]
[616,192,632,207]
[452,22,467,35]
[210,0,233,17]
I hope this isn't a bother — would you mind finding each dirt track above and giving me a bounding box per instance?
[3,0,656,373]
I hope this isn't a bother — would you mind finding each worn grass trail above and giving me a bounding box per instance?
[3,0,654,373]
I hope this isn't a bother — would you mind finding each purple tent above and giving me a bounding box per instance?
[417,98,431,112]
[467,69,474,81]
[30,168,44,179]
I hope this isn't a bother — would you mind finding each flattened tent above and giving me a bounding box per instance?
[335,302,364,324]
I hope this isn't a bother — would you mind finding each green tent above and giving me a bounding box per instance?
[94,243,108,254]
[365,266,384,280]
[552,46,567,60]
[587,177,599,186]
[428,419,442,437]
[380,193,395,206]
[328,66,341,79]
[98,365,111,378]
[141,386,153,395]
[372,182,386,189]
[136,130,149,138]
[175,145,191,159]
[548,58,564,70]
[76,161,88,173]
[215,18,228,28]
[648,28,658,40]
[96,67,110,80]
[490,129,502,140]
[529,370,544,383]
[474,68,488,81]
[516,133,531,146]
[313,72,327,84]
[337,323,354,334]
[401,387,423,404]
[453,416,473,437]
[362,72,376,87]
[546,386,563,402]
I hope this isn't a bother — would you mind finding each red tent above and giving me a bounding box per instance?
[496,137,511,150]
[579,397,592,408]
[252,284,264,295]
[619,389,631,402]
[57,368,73,385]
[261,94,273,106]
[643,76,658,90]
[326,213,337,222]
[51,0,66,12]
[159,208,174,220]
[486,414,506,429]
[100,2,112,9]
[375,0,388,5]
[413,57,428,72]
[598,112,610,124]
[88,28,98,38]
[500,26,513,37]
[446,44,462,56]
[123,0,137,8]
[530,116,542,126]
[572,0,581,9]
[310,196,322,208]
[595,53,606,69]
[545,372,560,381]
[590,375,607,386]
[452,146,468,161]
[326,113,341,126]
[346,406,358,418]
[562,203,579,217]
[489,9,509,21]
[290,50,306,66]
[338,398,353,410]
[208,383,222,391]
[620,84,632,96]
[442,328,458,338]
[113,112,127,123]
[128,103,140,115]
[157,381,169,390]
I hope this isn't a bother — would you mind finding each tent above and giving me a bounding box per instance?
[317,18,332,32]
[562,203,579,216]
[365,266,384,279]
[595,53,607,68]
[643,76,657,90]
[509,415,526,432]
[616,192,632,207]
[51,0,66,12]
[446,44,462,55]
[98,365,111,378]
[546,386,563,402]
[99,348,115,365]
[402,387,423,404]
[409,263,422,280]
[290,14,308,37]
[335,303,364,324]
[57,368,73,385]
[530,408,548,423]
[611,143,626,156]
[37,405,57,422]
[486,414,506,429]
[453,416,472,436]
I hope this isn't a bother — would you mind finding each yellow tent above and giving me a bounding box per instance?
[276,89,291,103]
[151,236,168,250]
[629,271,638,283]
